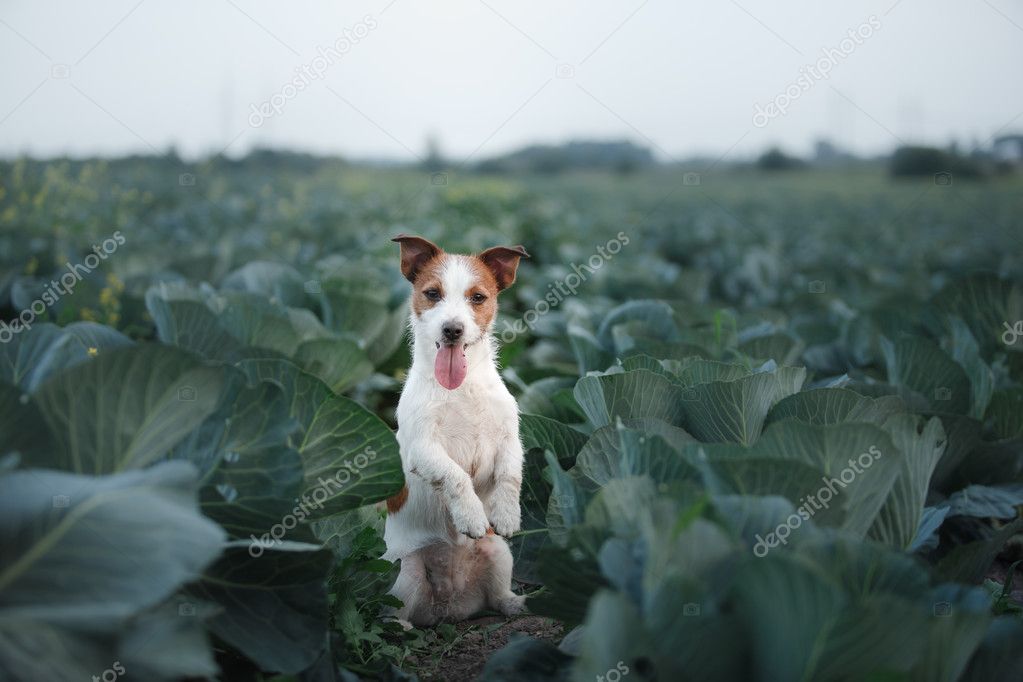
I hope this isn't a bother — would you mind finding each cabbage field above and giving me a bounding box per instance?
[1,156,1022,681]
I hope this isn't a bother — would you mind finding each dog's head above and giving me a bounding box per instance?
[392,234,528,390]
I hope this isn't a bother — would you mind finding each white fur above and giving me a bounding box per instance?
[413,257,487,348]
[383,255,526,626]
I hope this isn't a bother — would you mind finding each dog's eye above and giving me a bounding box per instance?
[470,293,487,305]
[423,289,441,301]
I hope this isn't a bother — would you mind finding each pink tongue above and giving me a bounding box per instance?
[434,344,467,390]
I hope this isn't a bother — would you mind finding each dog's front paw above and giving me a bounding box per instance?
[451,496,490,539]
[488,503,521,537]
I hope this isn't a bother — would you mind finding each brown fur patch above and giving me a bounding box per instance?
[465,256,500,331]
[392,235,442,282]
[478,245,529,291]
[386,485,409,514]
[410,253,448,317]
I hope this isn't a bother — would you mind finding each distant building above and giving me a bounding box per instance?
[992,134,1023,165]
[812,139,856,166]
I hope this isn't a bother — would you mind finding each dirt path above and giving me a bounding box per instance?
[406,615,564,681]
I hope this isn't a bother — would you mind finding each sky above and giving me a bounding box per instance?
[1,0,1022,163]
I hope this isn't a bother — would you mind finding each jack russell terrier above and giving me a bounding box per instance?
[383,234,528,627]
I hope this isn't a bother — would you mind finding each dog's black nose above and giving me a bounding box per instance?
[442,322,464,343]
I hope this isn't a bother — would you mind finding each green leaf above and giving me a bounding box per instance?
[364,304,409,365]
[167,372,306,539]
[294,337,374,393]
[147,297,246,363]
[0,460,224,621]
[221,261,310,308]
[867,415,947,549]
[519,413,588,466]
[695,452,846,529]
[624,340,713,363]
[573,590,654,681]
[517,376,581,423]
[941,316,994,419]
[575,364,806,445]
[319,282,391,344]
[911,585,993,682]
[32,344,227,474]
[510,446,552,584]
[215,294,310,356]
[766,387,903,428]
[312,506,384,559]
[943,437,1023,491]
[910,506,950,553]
[0,381,54,462]
[881,336,972,414]
[298,392,402,515]
[943,484,1023,519]
[733,546,941,682]
[527,544,609,626]
[238,359,403,517]
[936,517,1023,583]
[986,388,1023,441]
[0,462,225,680]
[188,542,332,674]
[699,421,901,538]
[544,451,592,547]
[931,415,984,492]
[567,323,613,375]
[738,332,804,366]
[711,494,824,550]
[669,357,758,386]
[619,353,678,380]
[0,623,114,682]
[0,323,67,391]
[117,596,219,681]
[575,422,696,489]
[237,357,333,431]
[930,273,1023,357]
[584,477,660,542]
[0,321,132,392]
[960,617,1023,682]
[574,369,687,430]
[477,636,573,682]
[597,299,679,349]
[677,366,806,445]
[733,553,848,681]
[148,285,375,391]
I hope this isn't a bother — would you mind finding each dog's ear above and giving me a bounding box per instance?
[479,245,529,291]
[391,234,442,282]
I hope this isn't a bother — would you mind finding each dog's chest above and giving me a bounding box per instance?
[431,386,503,484]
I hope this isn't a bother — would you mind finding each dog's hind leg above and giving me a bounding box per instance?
[387,551,433,628]
[479,535,526,617]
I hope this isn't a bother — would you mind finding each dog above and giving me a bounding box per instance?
[382,234,528,628]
